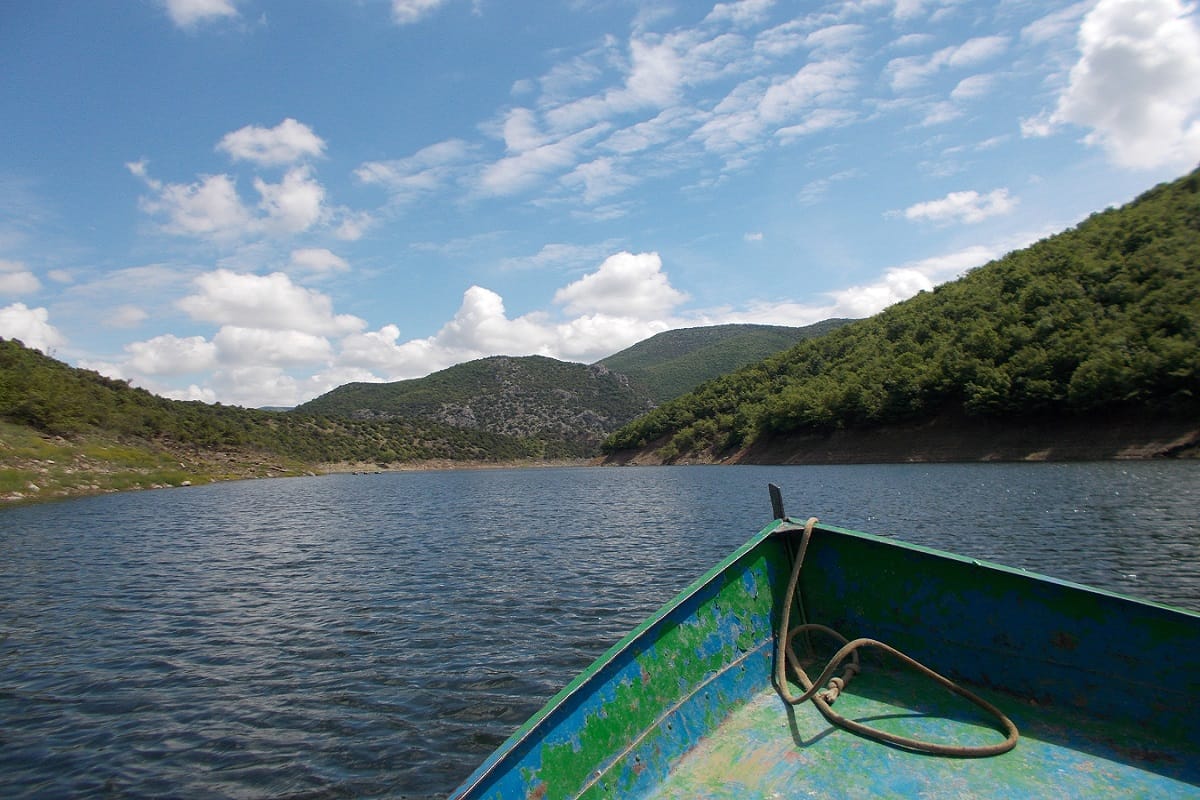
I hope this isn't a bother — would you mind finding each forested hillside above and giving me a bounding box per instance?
[596,321,854,403]
[604,167,1200,462]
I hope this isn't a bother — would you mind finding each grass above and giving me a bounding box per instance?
[0,422,304,505]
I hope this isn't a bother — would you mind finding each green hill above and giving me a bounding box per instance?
[0,339,589,502]
[596,321,854,403]
[293,355,655,448]
[604,166,1200,463]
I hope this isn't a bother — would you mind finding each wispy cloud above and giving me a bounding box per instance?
[159,0,239,29]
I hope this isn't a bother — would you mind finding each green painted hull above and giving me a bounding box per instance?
[450,510,1200,798]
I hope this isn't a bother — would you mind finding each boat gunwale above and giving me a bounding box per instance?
[810,518,1200,618]
[449,518,785,799]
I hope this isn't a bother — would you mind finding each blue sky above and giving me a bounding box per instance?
[2,0,1199,407]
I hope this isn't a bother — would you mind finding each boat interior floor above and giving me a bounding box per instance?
[642,667,1200,799]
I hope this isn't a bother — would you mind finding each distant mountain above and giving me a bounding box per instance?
[597,321,855,403]
[292,355,656,449]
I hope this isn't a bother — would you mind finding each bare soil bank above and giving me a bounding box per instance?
[602,411,1200,466]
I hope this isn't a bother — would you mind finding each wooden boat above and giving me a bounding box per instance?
[450,485,1200,798]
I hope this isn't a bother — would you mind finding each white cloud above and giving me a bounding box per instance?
[759,58,858,123]
[213,326,334,366]
[333,210,373,241]
[337,324,411,371]
[708,244,996,326]
[290,248,349,273]
[434,286,555,354]
[824,245,997,317]
[125,334,218,375]
[160,0,238,29]
[1021,2,1091,46]
[886,36,1008,91]
[326,252,689,386]
[542,37,686,135]
[0,259,40,295]
[210,365,301,408]
[899,188,1017,224]
[131,161,328,240]
[136,171,253,240]
[177,269,365,335]
[705,0,776,28]
[254,166,325,234]
[0,303,66,353]
[950,74,993,101]
[695,54,859,154]
[217,119,326,166]
[553,251,688,318]
[478,124,609,197]
[392,0,449,25]
[776,107,857,140]
[562,157,637,203]
[1048,0,1200,169]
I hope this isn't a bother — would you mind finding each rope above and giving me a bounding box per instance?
[774,517,1019,757]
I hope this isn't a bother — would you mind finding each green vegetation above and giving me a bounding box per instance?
[1,320,836,502]
[294,355,654,448]
[0,341,601,502]
[6,167,1199,497]
[596,321,854,403]
[605,167,1200,460]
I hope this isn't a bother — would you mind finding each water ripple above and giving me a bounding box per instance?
[2,463,1197,798]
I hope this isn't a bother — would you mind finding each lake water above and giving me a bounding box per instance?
[2,463,1198,798]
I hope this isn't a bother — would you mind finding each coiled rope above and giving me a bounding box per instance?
[774,517,1019,757]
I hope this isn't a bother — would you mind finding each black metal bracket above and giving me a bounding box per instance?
[769,483,786,521]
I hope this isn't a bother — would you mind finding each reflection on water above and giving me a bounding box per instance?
[1,462,1197,798]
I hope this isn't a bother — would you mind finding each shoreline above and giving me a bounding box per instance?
[601,411,1200,466]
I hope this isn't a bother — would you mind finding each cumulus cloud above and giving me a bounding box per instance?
[1046,0,1200,169]
[130,163,327,240]
[254,167,325,234]
[160,0,238,29]
[213,326,334,366]
[0,259,40,295]
[899,188,1017,224]
[177,269,365,335]
[327,251,688,386]
[0,303,66,353]
[553,251,688,318]
[125,334,219,375]
[217,119,326,166]
[135,171,253,240]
